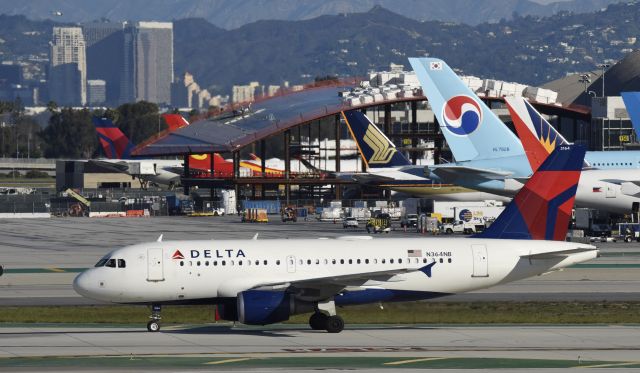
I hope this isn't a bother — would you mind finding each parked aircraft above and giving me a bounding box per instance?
[341,110,509,202]
[74,145,597,333]
[409,57,640,213]
[621,92,640,139]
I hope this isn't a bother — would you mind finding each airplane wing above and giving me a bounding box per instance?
[427,165,513,181]
[521,247,597,260]
[87,159,130,173]
[333,172,396,183]
[250,261,437,295]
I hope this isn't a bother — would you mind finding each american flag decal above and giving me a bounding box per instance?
[407,249,422,257]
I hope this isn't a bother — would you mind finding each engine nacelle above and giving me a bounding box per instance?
[237,290,314,325]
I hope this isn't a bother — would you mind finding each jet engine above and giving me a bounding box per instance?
[236,290,314,325]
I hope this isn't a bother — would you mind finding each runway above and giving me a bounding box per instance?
[1,216,640,305]
[0,324,639,370]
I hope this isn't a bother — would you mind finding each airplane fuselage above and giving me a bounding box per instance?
[74,238,596,308]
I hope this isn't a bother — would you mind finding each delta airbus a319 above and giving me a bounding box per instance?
[74,145,597,333]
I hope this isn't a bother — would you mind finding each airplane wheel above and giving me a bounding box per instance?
[309,312,327,330]
[147,320,161,332]
[324,315,344,333]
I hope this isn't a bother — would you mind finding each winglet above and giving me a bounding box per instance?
[252,233,259,240]
[156,234,163,242]
[475,144,586,240]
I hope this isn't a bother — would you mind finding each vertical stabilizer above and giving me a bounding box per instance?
[504,97,569,172]
[476,145,585,240]
[409,57,525,163]
[341,110,411,169]
[92,117,135,159]
[621,92,640,138]
[161,113,190,131]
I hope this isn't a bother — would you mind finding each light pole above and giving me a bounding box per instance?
[579,74,591,93]
[597,63,610,97]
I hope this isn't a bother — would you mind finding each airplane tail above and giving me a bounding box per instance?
[476,144,585,240]
[248,153,262,162]
[408,58,525,162]
[161,113,190,131]
[341,110,411,169]
[92,117,134,159]
[504,97,570,172]
[621,92,640,138]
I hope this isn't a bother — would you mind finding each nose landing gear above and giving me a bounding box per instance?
[147,304,161,332]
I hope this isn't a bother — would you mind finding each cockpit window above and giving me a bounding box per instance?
[95,256,110,267]
[117,259,126,268]
[105,259,116,268]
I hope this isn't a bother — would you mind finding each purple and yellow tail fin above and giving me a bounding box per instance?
[92,117,135,159]
[477,145,585,241]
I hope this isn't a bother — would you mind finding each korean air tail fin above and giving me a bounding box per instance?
[341,110,411,169]
[476,144,585,240]
[409,58,525,162]
[504,97,570,172]
[161,113,189,131]
[92,117,134,159]
[621,92,640,138]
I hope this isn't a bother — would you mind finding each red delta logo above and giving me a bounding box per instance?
[172,250,185,260]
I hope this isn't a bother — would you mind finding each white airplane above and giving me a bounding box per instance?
[409,57,640,214]
[74,145,598,333]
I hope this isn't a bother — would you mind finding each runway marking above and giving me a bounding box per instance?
[48,268,65,273]
[578,361,640,368]
[384,357,449,365]
[204,357,254,365]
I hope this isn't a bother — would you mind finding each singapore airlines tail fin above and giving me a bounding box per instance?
[161,113,190,131]
[621,92,640,138]
[92,117,134,160]
[341,110,411,169]
[409,57,525,163]
[504,96,571,172]
[476,144,586,240]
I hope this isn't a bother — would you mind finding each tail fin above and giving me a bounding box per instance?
[341,110,411,169]
[92,117,134,159]
[408,57,525,162]
[162,113,190,131]
[504,97,570,172]
[621,92,640,138]
[248,153,262,162]
[476,144,585,240]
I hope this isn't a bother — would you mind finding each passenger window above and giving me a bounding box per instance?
[340,259,345,264]
[105,259,116,268]
[382,259,386,264]
[390,259,394,264]
[398,259,402,264]
[222,260,226,266]
[264,260,268,265]
[197,261,201,266]
[238,260,243,266]
[448,258,452,263]
[117,259,126,268]
[439,258,444,263]
[357,259,361,264]
[348,259,352,264]
[255,260,259,265]
[276,260,281,265]
[214,261,218,266]
[180,261,184,267]
[365,259,369,264]
[332,259,336,264]
[205,261,209,266]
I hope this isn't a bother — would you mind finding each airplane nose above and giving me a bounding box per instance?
[73,271,92,297]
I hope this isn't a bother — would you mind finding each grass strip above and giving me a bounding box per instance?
[1,301,640,324]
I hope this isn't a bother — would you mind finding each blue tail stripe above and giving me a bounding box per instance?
[621,92,640,139]
[544,184,578,240]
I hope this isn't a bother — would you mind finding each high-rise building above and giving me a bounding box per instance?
[49,27,87,106]
[82,22,125,105]
[87,79,106,105]
[121,22,173,104]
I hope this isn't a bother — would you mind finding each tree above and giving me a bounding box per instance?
[40,108,97,158]
[116,101,165,144]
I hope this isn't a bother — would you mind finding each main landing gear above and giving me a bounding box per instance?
[309,299,344,333]
[147,304,161,332]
